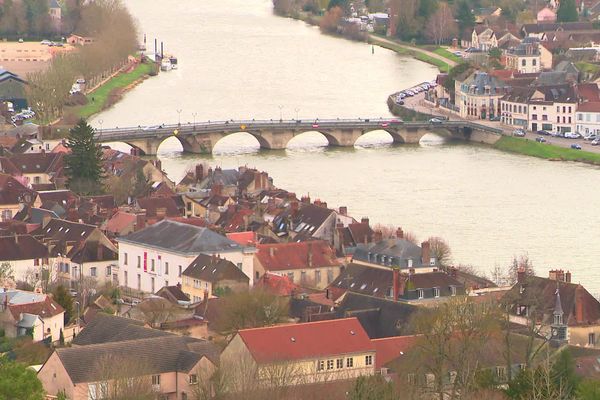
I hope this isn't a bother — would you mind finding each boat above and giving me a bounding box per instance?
[169,56,178,70]
[160,58,172,71]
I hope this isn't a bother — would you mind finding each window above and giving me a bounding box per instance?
[90,267,97,277]
[137,274,141,290]
[189,374,198,384]
[151,277,155,293]
[433,287,440,298]
[34,258,39,266]
[317,360,324,371]
[336,358,344,369]
[152,374,161,387]
[327,359,334,370]
[430,257,435,266]
[450,286,457,296]
[496,366,507,381]
[557,106,560,112]
[569,106,572,113]
[563,106,566,113]
[346,357,354,368]
[124,271,128,286]
[407,259,413,268]
[287,272,294,282]
[301,271,307,283]
[137,256,141,268]
[365,355,373,366]
[178,265,182,277]
[327,269,334,283]
[589,333,596,346]
[532,114,537,120]
[88,383,97,400]
[124,253,128,265]
[417,289,424,299]
[578,114,583,121]
[532,59,536,66]
[521,59,526,66]
[151,259,155,272]
[164,262,169,275]
[407,373,416,385]
[315,270,321,283]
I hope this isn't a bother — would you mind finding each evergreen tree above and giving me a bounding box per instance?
[53,285,74,325]
[65,119,105,195]
[557,0,578,22]
[327,0,347,10]
[456,0,475,35]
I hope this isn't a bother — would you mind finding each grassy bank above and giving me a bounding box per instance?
[432,48,461,64]
[369,37,450,71]
[76,61,154,119]
[494,136,600,164]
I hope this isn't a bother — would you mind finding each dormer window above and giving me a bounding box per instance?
[407,259,413,268]
[429,257,436,266]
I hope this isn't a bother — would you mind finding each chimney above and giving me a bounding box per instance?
[421,241,430,266]
[396,227,404,239]
[450,266,457,278]
[322,202,327,209]
[325,288,329,299]
[254,172,261,188]
[307,243,313,268]
[517,267,526,284]
[135,213,146,231]
[566,271,572,283]
[196,164,204,181]
[177,282,181,289]
[301,195,310,204]
[291,201,299,215]
[576,285,585,324]
[339,206,347,216]
[374,230,383,243]
[361,217,369,226]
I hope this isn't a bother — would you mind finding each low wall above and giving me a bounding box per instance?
[469,128,502,145]
[387,96,433,121]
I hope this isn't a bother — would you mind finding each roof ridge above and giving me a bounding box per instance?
[239,317,360,333]
[371,334,421,342]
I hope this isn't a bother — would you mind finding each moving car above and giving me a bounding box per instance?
[570,143,581,150]
[513,129,525,137]
[143,125,161,131]
[429,117,444,124]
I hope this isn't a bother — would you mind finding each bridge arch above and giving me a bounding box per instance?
[286,130,342,148]
[211,131,269,154]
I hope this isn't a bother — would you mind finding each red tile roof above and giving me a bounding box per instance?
[254,272,300,296]
[578,83,600,102]
[0,235,48,261]
[226,231,256,246]
[237,318,374,364]
[104,211,137,234]
[371,335,420,369]
[256,241,339,271]
[578,101,600,113]
[8,296,64,320]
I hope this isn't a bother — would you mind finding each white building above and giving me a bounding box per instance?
[0,235,49,285]
[576,102,600,136]
[117,220,256,294]
[528,85,577,133]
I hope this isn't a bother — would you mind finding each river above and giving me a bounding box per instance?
[94,0,600,294]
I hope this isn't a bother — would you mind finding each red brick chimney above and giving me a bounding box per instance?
[566,271,572,283]
[517,267,526,284]
[374,230,383,243]
[339,206,347,216]
[396,227,404,239]
[392,267,399,300]
[421,241,430,266]
[195,164,204,180]
[361,217,369,226]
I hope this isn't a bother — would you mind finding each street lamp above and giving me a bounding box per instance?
[278,105,283,122]
[98,119,103,138]
[192,112,197,131]
[176,109,182,126]
[294,108,300,120]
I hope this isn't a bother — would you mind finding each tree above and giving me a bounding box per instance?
[425,3,457,45]
[455,0,475,37]
[319,6,343,33]
[0,359,45,400]
[215,289,289,337]
[428,236,452,268]
[327,0,347,10]
[65,119,105,195]
[557,0,578,22]
[53,285,74,324]
[349,375,398,400]
[92,354,156,400]
[0,261,15,288]
[577,379,600,400]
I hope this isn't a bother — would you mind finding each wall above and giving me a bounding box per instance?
[42,311,64,343]
[37,352,76,399]
[569,325,600,348]
[270,266,342,289]
[576,112,600,135]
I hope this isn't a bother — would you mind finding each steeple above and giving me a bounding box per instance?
[553,283,564,318]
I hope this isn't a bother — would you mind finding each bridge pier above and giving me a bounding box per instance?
[326,128,364,147]
[256,130,294,150]
[124,138,164,156]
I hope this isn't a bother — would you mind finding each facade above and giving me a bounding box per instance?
[500,87,532,128]
[254,241,342,289]
[528,85,577,132]
[505,40,542,73]
[456,71,508,119]
[0,69,27,109]
[0,173,38,221]
[353,238,438,272]
[8,152,64,186]
[38,314,219,400]
[0,290,64,342]
[576,102,600,136]
[0,235,49,284]
[471,27,498,50]
[117,219,256,294]
[220,318,376,389]
[181,254,249,302]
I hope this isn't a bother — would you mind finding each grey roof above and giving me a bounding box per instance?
[118,219,244,255]
[291,204,335,235]
[56,335,219,383]
[353,238,427,268]
[16,313,40,328]
[183,254,249,283]
[534,71,569,86]
[73,313,172,346]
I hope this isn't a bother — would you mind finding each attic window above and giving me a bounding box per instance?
[373,288,379,293]
[36,164,40,168]
[201,266,206,270]
[350,330,355,335]
[350,282,355,288]
[360,284,367,290]
[80,231,86,236]
[290,337,296,342]
[212,269,216,274]
[65,229,70,233]
[58,227,63,231]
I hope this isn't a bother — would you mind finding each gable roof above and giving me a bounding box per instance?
[9,152,63,175]
[72,313,172,346]
[70,240,118,264]
[8,296,64,320]
[118,219,245,255]
[0,173,36,205]
[0,235,48,261]
[291,204,335,235]
[55,335,219,383]
[256,241,339,271]
[157,285,191,303]
[237,318,374,364]
[372,335,420,368]
[136,196,181,218]
[183,254,249,283]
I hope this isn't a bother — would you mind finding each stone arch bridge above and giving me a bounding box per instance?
[95,118,504,155]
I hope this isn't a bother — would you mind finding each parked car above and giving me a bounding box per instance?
[40,40,51,45]
[565,132,581,139]
[584,134,597,141]
[395,100,404,105]
[570,143,582,150]
[490,116,501,121]
[536,130,550,136]
[592,139,600,146]
[76,78,86,85]
[143,125,160,131]
[535,137,546,143]
[513,129,525,137]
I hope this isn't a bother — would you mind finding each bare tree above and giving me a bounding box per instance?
[425,2,458,45]
[319,6,344,34]
[0,262,15,289]
[92,354,155,400]
[428,236,452,267]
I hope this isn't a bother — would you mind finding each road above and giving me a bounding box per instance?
[399,91,600,154]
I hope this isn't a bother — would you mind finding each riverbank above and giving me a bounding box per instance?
[494,136,600,165]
